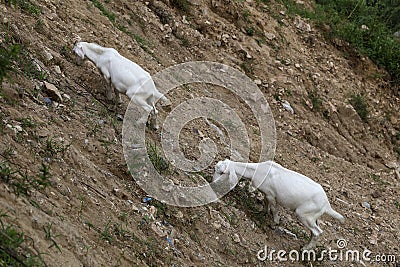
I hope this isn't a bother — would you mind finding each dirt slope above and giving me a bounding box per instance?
[0,0,399,266]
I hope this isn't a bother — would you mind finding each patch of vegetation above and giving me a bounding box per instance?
[147,143,170,174]
[279,0,400,88]
[89,0,115,22]
[4,0,41,15]
[349,94,369,122]
[245,26,256,36]
[0,161,52,196]
[239,60,255,76]
[170,0,191,13]
[308,89,322,112]
[42,222,61,252]
[1,29,47,88]
[0,212,46,266]
[0,42,20,87]
[41,137,71,158]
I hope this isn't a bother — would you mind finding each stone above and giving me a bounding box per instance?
[43,81,63,102]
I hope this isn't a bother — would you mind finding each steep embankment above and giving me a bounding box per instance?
[0,0,399,266]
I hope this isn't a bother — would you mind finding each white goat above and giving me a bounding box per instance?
[73,41,169,128]
[213,159,345,250]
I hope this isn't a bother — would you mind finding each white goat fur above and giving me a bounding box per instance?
[213,159,344,249]
[73,41,168,126]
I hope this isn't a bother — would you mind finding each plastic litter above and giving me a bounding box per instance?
[143,197,152,203]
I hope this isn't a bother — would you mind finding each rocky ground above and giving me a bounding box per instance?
[0,0,399,266]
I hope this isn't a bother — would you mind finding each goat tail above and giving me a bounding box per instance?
[326,206,345,223]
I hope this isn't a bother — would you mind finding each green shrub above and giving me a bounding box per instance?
[0,43,20,87]
[170,0,191,12]
[349,94,369,122]
[4,0,41,15]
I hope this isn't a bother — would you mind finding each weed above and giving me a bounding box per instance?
[0,161,52,196]
[18,117,37,129]
[41,137,71,158]
[36,163,52,190]
[349,94,369,122]
[99,220,114,244]
[245,26,255,36]
[90,0,115,22]
[308,89,322,111]
[4,0,41,15]
[369,173,388,186]
[1,148,15,160]
[239,61,254,76]
[34,18,46,34]
[0,42,20,87]
[147,143,169,173]
[99,138,115,154]
[242,9,251,22]
[0,211,46,266]
[43,222,61,252]
[395,201,400,209]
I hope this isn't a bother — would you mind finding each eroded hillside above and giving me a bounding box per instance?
[0,0,399,266]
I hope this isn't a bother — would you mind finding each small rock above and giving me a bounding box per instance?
[151,222,167,237]
[54,65,62,74]
[295,17,311,32]
[254,79,262,85]
[265,32,276,40]
[43,81,63,102]
[106,158,111,164]
[63,93,71,101]
[361,24,369,30]
[362,201,371,209]
[117,114,124,121]
[233,233,241,243]
[149,205,157,217]
[131,204,139,212]
[43,50,53,61]
[213,221,221,229]
[174,211,184,219]
[282,100,294,114]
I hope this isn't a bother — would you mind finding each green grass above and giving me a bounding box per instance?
[349,94,369,122]
[41,137,71,158]
[90,0,115,22]
[147,143,169,173]
[0,212,46,266]
[4,0,41,15]
[0,43,20,87]
[279,0,400,88]
[308,89,322,112]
[0,161,52,196]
